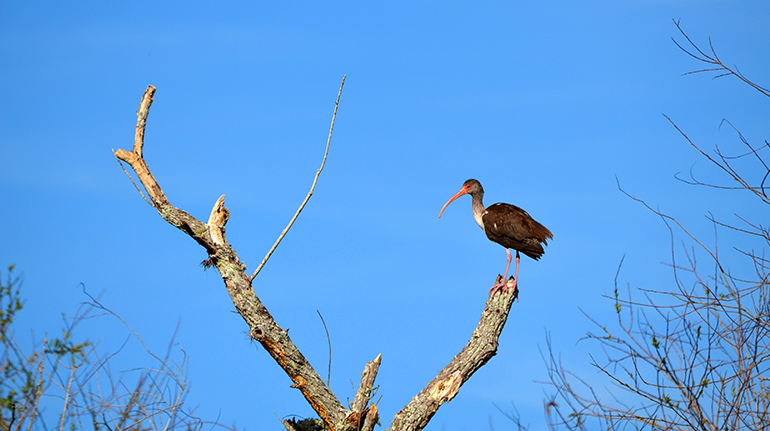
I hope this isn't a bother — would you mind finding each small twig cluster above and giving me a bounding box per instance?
[542,22,770,431]
[672,19,770,98]
[0,266,220,431]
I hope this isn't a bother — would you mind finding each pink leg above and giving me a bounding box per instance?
[502,248,512,280]
[489,249,514,295]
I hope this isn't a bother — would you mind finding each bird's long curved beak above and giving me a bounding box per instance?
[438,187,469,218]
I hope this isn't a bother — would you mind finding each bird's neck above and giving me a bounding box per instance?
[471,192,485,230]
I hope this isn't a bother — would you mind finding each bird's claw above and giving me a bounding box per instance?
[489,276,517,296]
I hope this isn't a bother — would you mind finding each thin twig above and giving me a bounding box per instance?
[316,310,332,386]
[672,19,770,98]
[113,150,153,206]
[26,337,46,431]
[59,360,78,431]
[250,75,346,282]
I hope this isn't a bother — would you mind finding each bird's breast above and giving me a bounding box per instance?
[473,209,486,230]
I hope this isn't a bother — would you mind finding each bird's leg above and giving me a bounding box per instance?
[503,248,512,281]
[513,250,520,289]
[489,249,514,295]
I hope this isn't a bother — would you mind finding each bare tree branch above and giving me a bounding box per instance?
[115,79,524,431]
[250,75,346,282]
[672,19,770,98]
[390,278,519,431]
[540,21,770,431]
[114,83,350,430]
[665,115,770,206]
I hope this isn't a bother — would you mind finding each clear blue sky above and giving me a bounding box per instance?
[1,1,768,430]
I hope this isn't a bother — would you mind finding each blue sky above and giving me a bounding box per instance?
[1,1,769,430]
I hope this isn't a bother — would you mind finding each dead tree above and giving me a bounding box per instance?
[114,77,521,431]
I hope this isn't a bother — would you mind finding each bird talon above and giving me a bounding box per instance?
[489,282,505,295]
[489,277,517,296]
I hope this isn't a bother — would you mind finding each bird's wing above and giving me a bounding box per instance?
[482,203,552,259]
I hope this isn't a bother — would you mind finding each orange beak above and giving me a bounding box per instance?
[438,185,470,218]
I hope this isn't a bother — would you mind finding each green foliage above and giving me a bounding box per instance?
[0,265,23,342]
[0,264,39,430]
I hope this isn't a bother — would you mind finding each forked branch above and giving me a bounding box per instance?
[672,19,770,98]
[114,81,352,430]
[115,81,522,431]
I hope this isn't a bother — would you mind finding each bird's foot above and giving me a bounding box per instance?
[489,276,517,296]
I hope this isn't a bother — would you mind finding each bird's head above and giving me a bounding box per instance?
[438,179,483,218]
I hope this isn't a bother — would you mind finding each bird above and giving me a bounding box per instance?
[438,179,552,295]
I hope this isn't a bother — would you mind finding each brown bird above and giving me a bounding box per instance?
[439,179,552,294]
